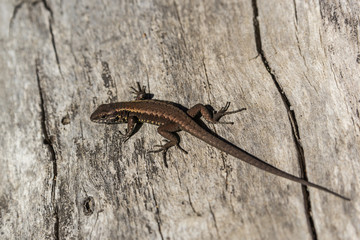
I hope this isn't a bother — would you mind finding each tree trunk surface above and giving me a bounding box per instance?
[1,0,359,239]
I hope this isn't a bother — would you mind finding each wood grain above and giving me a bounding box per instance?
[1,0,359,239]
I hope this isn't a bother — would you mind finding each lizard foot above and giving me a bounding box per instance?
[148,141,188,168]
[130,82,147,100]
[118,130,131,143]
[149,139,188,154]
[148,145,170,168]
[213,102,246,124]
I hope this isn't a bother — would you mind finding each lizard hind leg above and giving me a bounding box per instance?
[187,102,246,124]
[148,123,188,167]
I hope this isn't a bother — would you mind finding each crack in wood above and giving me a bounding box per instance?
[9,1,25,29]
[35,59,60,240]
[208,203,220,239]
[173,1,187,50]
[250,1,318,239]
[186,188,201,216]
[293,0,298,23]
[41,0,63,77]
[151,187,164,240]
[202,58,214,103]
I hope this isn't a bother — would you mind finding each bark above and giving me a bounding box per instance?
[1,0,359,239]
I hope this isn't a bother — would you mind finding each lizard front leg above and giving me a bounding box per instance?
[187,102,246,124]
[119,116,137,142]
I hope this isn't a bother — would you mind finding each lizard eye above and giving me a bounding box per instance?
[114,116,120,121]
[101,115,107,119]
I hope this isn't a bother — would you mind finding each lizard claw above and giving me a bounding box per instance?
[119,130,131,143]
[176,144,188,154]
[148,139,170,153]
[213,102,246,124]
[148,142,187,168]
[148,144,167,153]
[130,82,147,100]
[149,140,188,155]
[147,147,169,168]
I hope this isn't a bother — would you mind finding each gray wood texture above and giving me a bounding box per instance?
[1,0,359,239]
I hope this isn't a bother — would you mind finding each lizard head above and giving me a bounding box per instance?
[90,103,128,124]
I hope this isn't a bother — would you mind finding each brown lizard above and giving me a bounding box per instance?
[90,82,349,201]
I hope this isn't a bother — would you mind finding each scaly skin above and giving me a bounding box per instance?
[90,83,349,201]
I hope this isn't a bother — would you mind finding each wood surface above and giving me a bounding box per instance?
[1,0,359,239]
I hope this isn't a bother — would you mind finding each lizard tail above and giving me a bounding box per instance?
[228,146,350,201]
[188,126,350,201]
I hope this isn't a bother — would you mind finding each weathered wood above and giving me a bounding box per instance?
[1,0,359,239]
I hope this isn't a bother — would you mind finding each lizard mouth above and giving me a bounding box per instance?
[90,112,99,122]
[90,112,106,123]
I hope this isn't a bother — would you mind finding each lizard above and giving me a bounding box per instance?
[90,82,350,201]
